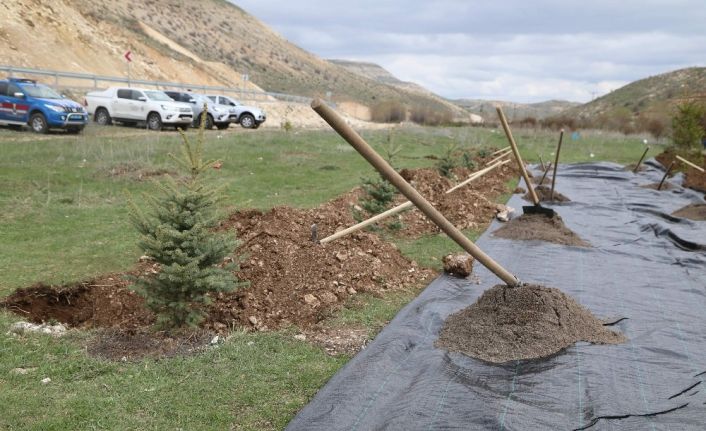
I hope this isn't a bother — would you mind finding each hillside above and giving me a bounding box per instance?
[0,0,468,123]
[454,99,580,121]
[565,67,706,121]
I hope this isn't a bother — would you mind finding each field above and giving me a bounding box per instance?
[0,123,651,430]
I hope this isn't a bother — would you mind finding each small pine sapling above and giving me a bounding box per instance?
[356,128,403,229]
[437,142,458,178]
[128,109,244,328]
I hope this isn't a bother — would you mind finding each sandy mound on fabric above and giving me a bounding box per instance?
[672,203,706,221]
[641,182,677,191]
[435,284,626,363]
[492,213,589,247]
[523,185,570,202]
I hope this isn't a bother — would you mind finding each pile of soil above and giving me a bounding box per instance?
[395,164,517,237]
[641,182,677,191]
[624,163,646,172]
[672,203,706,221]
[492,213,590,247]
[532,174,553,186]
[1,193,433,335]
[435,284,626,363]
[523,185,570,202]
[656,150,706,193]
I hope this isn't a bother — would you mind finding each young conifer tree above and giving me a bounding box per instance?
[128,110,242,328]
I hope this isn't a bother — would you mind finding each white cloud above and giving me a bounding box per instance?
[232,1,706,102]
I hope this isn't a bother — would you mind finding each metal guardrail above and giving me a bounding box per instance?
[0,65,312,104]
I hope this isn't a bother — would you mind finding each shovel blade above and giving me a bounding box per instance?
[522,205,556,217]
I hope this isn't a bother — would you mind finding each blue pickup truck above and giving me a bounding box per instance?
[0,77,88,134]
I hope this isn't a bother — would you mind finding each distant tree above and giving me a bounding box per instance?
[671,100,705,154]
[128,113,243,328]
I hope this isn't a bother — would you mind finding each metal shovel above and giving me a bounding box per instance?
[496,107,556,217]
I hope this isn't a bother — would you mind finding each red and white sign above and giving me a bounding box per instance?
[124,50,132,62]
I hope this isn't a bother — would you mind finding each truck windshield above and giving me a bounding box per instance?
[21,84,62,99]
[144,91,173,101]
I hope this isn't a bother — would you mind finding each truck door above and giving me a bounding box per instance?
[3,83,30,124]
[115,89,133,119]
[130,90,147,120]
[0,82,9,123]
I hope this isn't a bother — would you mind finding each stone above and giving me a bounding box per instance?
[294,334,307,341]
[346,287,357,295]
[303,294,320,307]
[442,253,474,277]
[41,377,51,385]
[248,316,258,326]
[319,291,338,304]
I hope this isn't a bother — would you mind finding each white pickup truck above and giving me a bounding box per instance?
[85,87,194,130]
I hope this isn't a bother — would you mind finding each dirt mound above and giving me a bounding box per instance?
[435,284,626,363]
[211,203,433,330]
[656,150,706,193]
[641,182,677,191]
[672,203,706,221]
[523,185,570,202]
[395,165,517,237]
[624,163,646,172]
[492,213,589,247]
[2,194,433,334]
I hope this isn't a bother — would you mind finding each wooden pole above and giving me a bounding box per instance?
[657,162,675,191]
[312,99,520,287]
[550,130,564,201]
[490,146,510,156]
[676,155,705,173]
[633,147,649,173]
[496,107,540,205]
[538,163,552,186]
[539,155,546,171]
[484,147,513,167]
[319,159,511,244]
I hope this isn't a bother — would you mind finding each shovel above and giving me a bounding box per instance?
[496,107,556,217]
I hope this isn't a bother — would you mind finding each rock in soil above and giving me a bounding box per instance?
[523,185,570,202]
[442,253,474,277]
[672,203,706,221]
[492,213,590,247]
[435,284,626,363]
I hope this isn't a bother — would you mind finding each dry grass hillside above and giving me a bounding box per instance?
[0,0,469,124]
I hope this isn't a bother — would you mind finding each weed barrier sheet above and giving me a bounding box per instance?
[287,161,706,431]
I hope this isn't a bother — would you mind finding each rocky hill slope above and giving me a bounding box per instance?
[0,0,468,123]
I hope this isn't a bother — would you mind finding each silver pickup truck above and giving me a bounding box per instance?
[206,95,266,129]
[164,91,234,130]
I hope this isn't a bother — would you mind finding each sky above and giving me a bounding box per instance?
[232,0,705,103]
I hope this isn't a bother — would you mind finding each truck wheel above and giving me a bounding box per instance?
[30,113,49,134]
[215,122,229,130]
[95,108,112,126]
[239,113,255,129]
[147,112,163,131]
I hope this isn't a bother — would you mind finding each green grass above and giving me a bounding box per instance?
[0,123,643,430]
[0,312,346,431]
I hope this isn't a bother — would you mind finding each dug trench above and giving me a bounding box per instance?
[0,161,520,359]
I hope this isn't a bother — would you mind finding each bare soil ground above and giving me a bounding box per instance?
[435,284,625,363]
[492,213,590,247]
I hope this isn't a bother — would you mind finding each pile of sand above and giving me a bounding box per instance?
[493,213,589,247]
[523,185,570,202]
[436,284,626,363]
[672,203,706,221]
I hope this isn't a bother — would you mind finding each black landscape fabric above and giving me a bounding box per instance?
[287,161,706,431]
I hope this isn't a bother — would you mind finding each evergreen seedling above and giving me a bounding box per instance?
[128,111,243,328]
